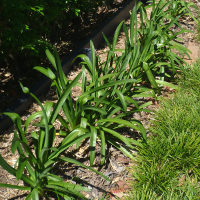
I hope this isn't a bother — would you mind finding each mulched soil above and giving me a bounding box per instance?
[0,1,199,199]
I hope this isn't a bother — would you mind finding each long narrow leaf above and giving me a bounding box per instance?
[46,133,91,164]
[100,130,106,165]
[143,62,158,89]
[0,154,34,187]
[79,79,137,99]
[45,49,57,69]
[0,183,31,191]
[3,112,28,144]
[115,89,127,111]
[59,157,110,181]
[97,118,147,140]
[101,127,133,148]
[24,111,42,133]
[108,139,135,160]
[34,66,56,80]
[112,21,124,50]
[89,126,97,166]
[46,184,88,200]
[50,72,82,123]
[31,188,39,200]
[16,157,27,180]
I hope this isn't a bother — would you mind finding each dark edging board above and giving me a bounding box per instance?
[0,0,135,133]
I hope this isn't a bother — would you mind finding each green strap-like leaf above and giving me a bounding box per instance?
[25,193,32,200]
[24,111,42,133]
[16,157,27,180]
[50,72,82,123]
[0,154,34,187]
[83,106,107,115]
[59,157,110,181]
[79,79,137,99]
[11,131,20,154]
[47,174,63,182]
[27,92,50,161]
[46,133,91,164]
[106,106,121,119]
[45,49,57,69]
[57,114,70,130]
[90,40,97,83]
[31,188,39,200]
[89,126,97,166]
[115,89,127,111]
[97,118,147,140]
[0,183,31,191]
[100,130,106,165]
[87,73,117,90]
[123,23,130,45]
[46,184,88,200]
[75,54,92,76]
[82,66,86,93]
[3,112,28,144]
[108,139,135,160]
[80,118,87,128]
[102,32,111,49]
[112,21,124,51]
[156,80,179,90]
[101,127,133,148]
[54,46,66,91]
[61,128,88,146]
[48,180,89,192]
[34,66,56,80]
[142,62,158,89]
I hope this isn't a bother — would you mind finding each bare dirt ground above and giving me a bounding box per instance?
[0,1,199,199]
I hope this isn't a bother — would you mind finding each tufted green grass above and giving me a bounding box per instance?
[127,60,200,199]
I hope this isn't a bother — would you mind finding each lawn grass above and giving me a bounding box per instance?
[127,60,200,199]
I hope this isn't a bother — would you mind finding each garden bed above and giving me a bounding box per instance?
[0,0,199,199]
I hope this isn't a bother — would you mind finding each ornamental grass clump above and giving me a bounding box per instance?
[0,82,108,200]
[127,60,200,199]
[103,0,195,92]
[35,45,149,166]
[152,61,200,136]
[128,120,200,199]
